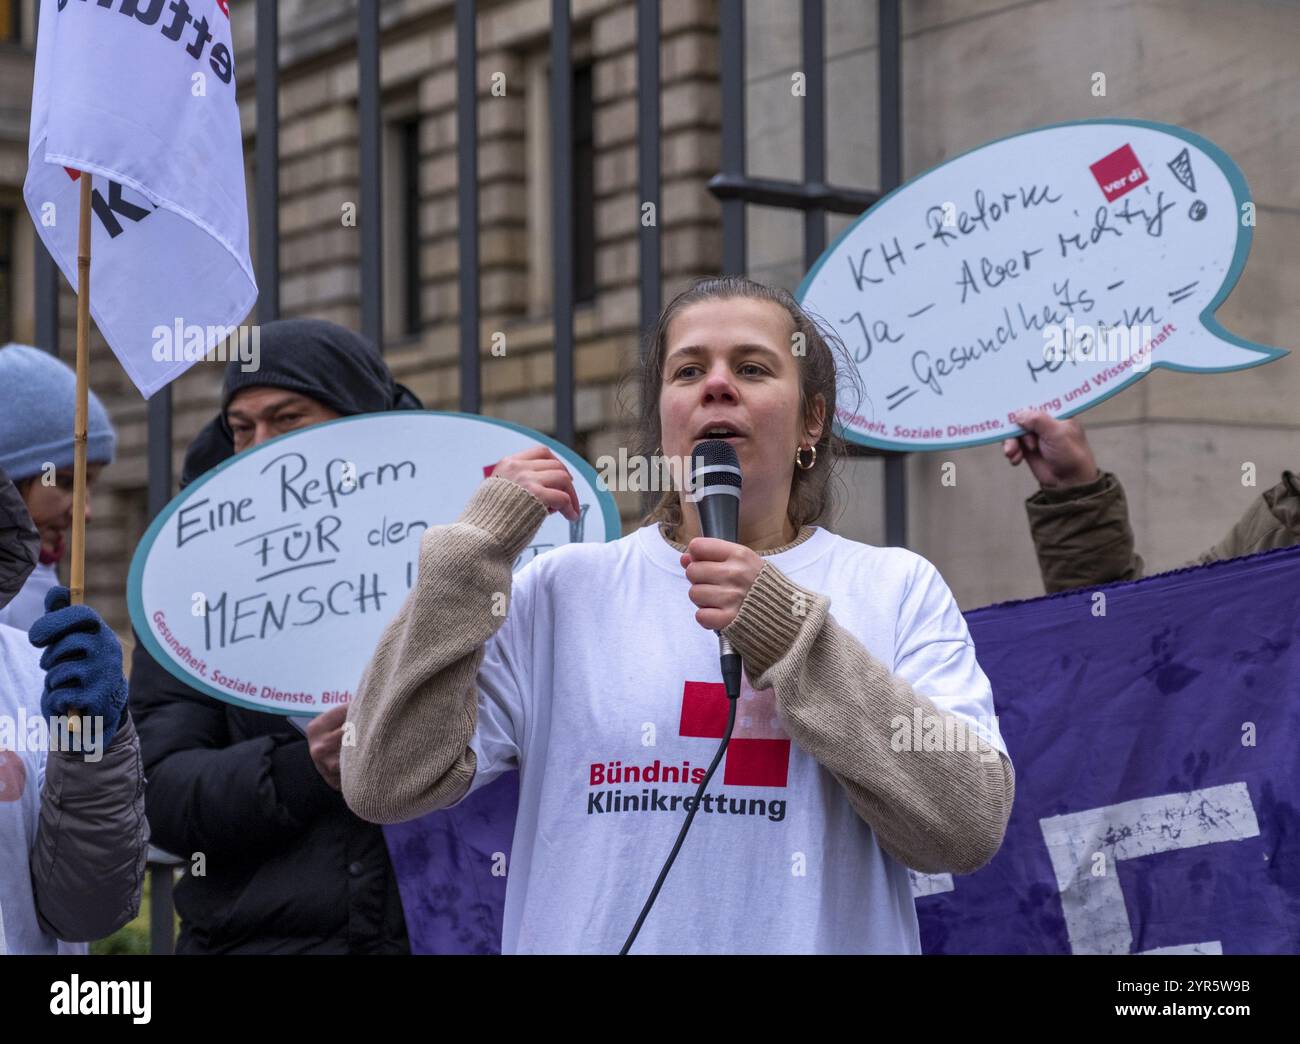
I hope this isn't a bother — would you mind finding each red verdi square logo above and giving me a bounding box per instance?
[1089,143,1149,202]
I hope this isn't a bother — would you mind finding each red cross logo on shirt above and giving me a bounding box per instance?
[679,675,791,787]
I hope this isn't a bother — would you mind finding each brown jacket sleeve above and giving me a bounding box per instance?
[31,710,149,942]
[1026,468,1300,593]
[722,561,1015,875]
[1196,469,1300,564]
[1025,470,1145,592]
[341,476,548,825]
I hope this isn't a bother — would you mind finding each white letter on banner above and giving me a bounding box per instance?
[1039,782,1259,954]
[909,869,954,898]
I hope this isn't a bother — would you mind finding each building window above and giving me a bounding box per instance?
[526,52,597,314]
[383,111,422,341]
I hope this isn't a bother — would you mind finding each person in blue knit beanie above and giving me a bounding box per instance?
[0,464,146,953]
[0,343,117,631]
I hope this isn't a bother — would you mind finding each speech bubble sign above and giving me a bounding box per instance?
[127,412,620,716]
[797,119,1288,451]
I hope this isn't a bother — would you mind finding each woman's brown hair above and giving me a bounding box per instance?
[619,275,864,540]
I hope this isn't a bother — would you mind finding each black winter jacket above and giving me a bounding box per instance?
[129,642,408,954]
[129,320,423,954]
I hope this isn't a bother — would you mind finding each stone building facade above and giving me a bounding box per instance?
[1,0,1297,645]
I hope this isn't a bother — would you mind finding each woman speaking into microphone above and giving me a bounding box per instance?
[341,276,1014,955]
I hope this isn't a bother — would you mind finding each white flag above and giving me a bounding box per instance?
[23,0,257,398]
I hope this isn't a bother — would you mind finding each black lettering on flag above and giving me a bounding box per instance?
[91,180,154,239]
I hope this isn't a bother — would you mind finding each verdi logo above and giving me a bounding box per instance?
[1089,143,1149,203]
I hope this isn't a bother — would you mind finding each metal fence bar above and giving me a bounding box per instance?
[802,0,827,267]
[636,0,661,352]
[878,0,906,547]
[879,0,903,192]
[146,393,172,519]
[550,0,574,447]
[30,0,59,357]
[146,848,183,955]
[256,0,280,324]
[456,0,481,414]
[718,0,745,275]
[709,174,877,214]
[33,240,58,356]
[635,0,662,520]
[358,0,383,351]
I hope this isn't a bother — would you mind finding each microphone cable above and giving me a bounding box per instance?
[620,439,744,954]
[619,694,737,955]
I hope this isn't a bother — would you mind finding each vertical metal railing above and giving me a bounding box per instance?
[358,0,383,351]
[801,0,827,265]
[33,229,59,357]
[718,0,746,276]
[456,0,481,414]
[256,0,280,325]
[636,0,661,350]
[550,0,575,448]
[146,847,182,955]
[878,0,906,547]
[145,394,172,523]
[31,0,58,358]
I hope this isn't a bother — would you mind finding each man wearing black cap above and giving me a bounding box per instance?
[129,319,421,954]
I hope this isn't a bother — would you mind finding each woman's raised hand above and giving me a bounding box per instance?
[492,445,581,522]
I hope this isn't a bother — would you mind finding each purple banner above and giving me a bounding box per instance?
[382,773,515,955]
[918,545,1300,954]
[384,546,1300,954]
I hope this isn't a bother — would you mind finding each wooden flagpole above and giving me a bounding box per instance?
[67,171,93,732]
[71,171,92,606]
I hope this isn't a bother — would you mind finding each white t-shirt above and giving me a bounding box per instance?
[0,622,56,955]
[0,561,58,633]
[456,523,1008,954]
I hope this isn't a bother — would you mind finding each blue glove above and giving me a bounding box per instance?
[27,585,128,749]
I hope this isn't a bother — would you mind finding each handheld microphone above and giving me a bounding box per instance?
[690,439,743,702]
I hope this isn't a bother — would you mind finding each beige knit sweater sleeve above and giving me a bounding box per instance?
[341,476,549,825]
[721,560,1015,875]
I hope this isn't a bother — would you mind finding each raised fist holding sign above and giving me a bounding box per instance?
[1002,408,1101,490]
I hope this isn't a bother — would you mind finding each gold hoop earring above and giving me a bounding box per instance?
[795,444,817,470]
